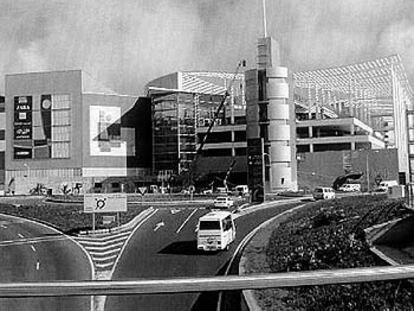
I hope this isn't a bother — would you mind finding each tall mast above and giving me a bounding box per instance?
[262,0,267,37]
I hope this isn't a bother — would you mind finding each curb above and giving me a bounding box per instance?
[238,204,308,311]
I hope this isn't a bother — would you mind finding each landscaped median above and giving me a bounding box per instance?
[240,195,414,311]
[0,194,246,234]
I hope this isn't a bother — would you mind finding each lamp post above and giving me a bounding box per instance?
[263,152,271,200]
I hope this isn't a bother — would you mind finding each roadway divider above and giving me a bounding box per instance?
[78,207,155,236]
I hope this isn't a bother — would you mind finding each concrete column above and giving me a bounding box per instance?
[308,126,313,138]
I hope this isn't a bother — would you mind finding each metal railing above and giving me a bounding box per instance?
[1,265,414,297]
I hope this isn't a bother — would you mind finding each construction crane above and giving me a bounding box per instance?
[185,60,246,190]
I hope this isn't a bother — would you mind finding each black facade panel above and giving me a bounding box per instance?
[122,97,152,168]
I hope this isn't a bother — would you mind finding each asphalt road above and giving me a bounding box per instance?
[105,201,301,311]
[0,214,93,311]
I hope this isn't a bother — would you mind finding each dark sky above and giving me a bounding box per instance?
[0,0,413,95]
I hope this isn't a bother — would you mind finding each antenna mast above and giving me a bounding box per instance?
[262,0,267,37]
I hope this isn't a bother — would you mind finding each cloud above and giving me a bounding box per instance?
[0,0,413,94]
[378,20,414,73]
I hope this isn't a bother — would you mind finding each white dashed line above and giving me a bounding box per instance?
[36,261,40,270]
[18,233,25,239]
[176,208,198,234]
[31,245,36,252]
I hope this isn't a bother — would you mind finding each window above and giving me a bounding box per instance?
[199,221,220,230]
[222,216,233,231]
[94,183,103,188]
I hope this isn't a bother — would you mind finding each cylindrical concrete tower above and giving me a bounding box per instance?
[267,66,294,191]
[245,36,298,194]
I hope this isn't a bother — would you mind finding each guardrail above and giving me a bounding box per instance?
[1,265,414,297]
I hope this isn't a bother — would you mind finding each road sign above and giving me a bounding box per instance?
[138,187,148,196]
[188,185,195,193]
[84,193,127,213]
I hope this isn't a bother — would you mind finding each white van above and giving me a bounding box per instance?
[213,196,234,209]
[313,187,336,200]
[197,211,236,251]
[375,180,399,192]
[338,184,361,192]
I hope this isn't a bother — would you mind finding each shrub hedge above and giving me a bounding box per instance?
[261,195,414,310]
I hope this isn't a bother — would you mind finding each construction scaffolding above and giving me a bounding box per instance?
[293,54,414,182]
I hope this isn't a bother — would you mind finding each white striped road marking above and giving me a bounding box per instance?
[93,254,118,262]
[95,262,114,269]
[83,241,124,252]
[31,245,36,252]
[75,231,130,242]
[18,233,25,239]
[76,235,129,246]
[176,208,198,234]
[88,247,122,257]
[36,261,40,270]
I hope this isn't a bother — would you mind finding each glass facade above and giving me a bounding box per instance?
[152,93,197,173]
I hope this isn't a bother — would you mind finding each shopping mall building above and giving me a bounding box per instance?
[0,43,413,194]
[3,70,152,194]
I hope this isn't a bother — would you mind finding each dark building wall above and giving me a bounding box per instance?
[121,97,152,168]
[195,155,247,186]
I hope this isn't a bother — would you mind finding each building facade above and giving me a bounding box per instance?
[5,70,151,194]
[147,71,246,187]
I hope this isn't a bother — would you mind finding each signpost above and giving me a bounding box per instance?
[137,187,148,205]
[84,193,127,232]
[189,185,195,201]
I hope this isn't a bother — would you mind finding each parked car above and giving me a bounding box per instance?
[374,180,399,192]
[233,185,249,196]
[313,187,336,200]
[213,196,234,209]
[202,189,213,195]
[338,183,361,192]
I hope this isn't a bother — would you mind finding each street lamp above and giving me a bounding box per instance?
[263,152,271,199]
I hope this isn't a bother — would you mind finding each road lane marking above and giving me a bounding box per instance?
[18,233,25,239]
[0,235,67,247]
[31,245,36,252]
[176,208,198,234]
[1,225,7,229]
[154,221,165,232]
[36,261,40,270]
[170,209,181,215]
